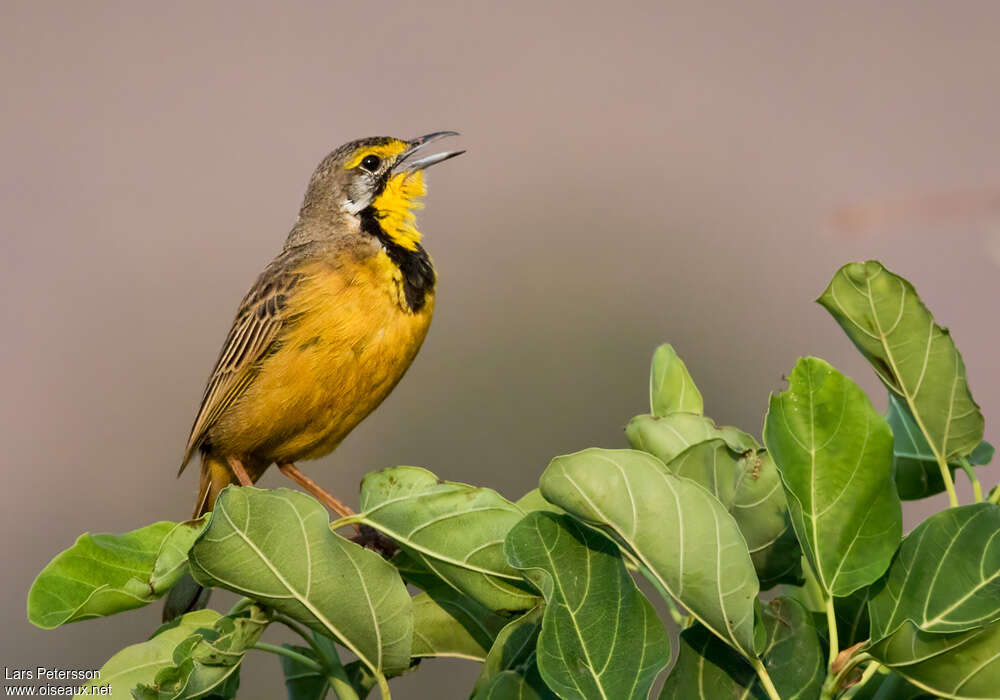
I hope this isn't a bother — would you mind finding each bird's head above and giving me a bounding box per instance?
[296,132,463,251]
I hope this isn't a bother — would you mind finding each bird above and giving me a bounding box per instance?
[163,132,463,619]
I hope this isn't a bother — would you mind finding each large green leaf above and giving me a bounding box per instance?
[887,394,995,500]
[649,343,703,416]
[818,261,984,465]
[868,620,1000,699]
[660,597,824,700]
[279,644,330,700]
[869,503,1000,638]
[473,606,544,695]
[627,413,759,466]
[411,587,506,662]
[343,466,537,614]
[668,439,802,588]
[540,448,759,657]
[133,605,270,700]
[28,517,207,628]
[188,487,412,691]
[763,357,901,596]
[74,610,221,699]
[505,512,670,700]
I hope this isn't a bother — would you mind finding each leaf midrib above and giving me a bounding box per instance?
[353,517,525,583]
[536,519,610,700]
[205,496,384,682]
[863,273,950,469]
[556,461,753,658]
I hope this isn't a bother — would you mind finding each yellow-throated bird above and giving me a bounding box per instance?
[164,132,462,619]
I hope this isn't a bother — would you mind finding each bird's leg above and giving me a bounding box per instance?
[277,463,399,555]
[227,456,254,486]
[277,463,355,519]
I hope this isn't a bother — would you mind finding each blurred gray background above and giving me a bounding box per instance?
[3,1,999,697]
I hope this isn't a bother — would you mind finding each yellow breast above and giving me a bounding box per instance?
[212,249,434,463]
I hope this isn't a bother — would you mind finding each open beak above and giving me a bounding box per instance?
[396,131,465,172]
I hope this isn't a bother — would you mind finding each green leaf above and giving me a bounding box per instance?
[505,512,670,700]
[540,448,759,657]
[387,546,516,670]
[869,503,1000,638]
[763,357,901,596]
[473,606,544,695]
[384,550,447,596]
[348,466,538,613]
[649,344,703,416]
[834,586,871,648]
[515,488,563,515]
[818,261,984,465]
[867,619,1000,699]
[188,487,412,689]
[849,672,936,700]
[132,605,269,700]
[344,661,380,699]
[28,517,207,628]
[627,413,759,466]
[473,661,557,700]
[968,441,996,468]
[279,644,329,700]
[660,597,824,699]
[668,439,803,589]
[73,610,221,699]
[887,394,995,500]
[411,587,506,662]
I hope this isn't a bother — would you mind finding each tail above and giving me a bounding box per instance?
[163,452,237,622]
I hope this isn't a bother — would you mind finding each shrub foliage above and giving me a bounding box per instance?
[28,261,999,699]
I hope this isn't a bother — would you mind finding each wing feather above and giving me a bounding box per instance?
[178,254,305,472]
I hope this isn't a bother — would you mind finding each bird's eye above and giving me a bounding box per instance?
[359,154,382,172]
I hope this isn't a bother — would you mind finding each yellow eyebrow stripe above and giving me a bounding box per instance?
[344,141,408,169]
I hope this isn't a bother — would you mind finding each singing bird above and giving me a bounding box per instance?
[164,132,463,619]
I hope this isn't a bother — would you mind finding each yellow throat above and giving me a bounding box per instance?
[371,170,427,251]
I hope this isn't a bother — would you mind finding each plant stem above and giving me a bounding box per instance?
[331,514,362,531]
[840,662,882,699]
[751,658,782,700]
[301,633,361,700]
[935,453,960,507]
[989,484,1000,505]
[825,597,839,669]
[254,641,360,700]
[254,642,324,672]
[227,597,253,616]
[959,458,983,502]
[328,665,362,700]
[802,559,827,612]
[236,602,363,699]
[375,674,392,699]
[274,615,331,664]
[821,652,872,699]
